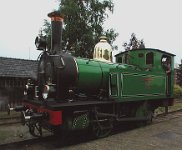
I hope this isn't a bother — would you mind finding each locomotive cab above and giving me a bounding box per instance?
[115,48,175,73]
[113,48,175,100]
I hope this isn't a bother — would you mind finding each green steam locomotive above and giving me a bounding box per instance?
[9,11,175,138]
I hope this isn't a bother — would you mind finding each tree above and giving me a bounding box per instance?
[176,60,182,87]
[173,84,182,98]
[43,0,118,58]
[123,33,145,51]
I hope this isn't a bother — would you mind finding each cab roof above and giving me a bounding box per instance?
[115,48,176,57]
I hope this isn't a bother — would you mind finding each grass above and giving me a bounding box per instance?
[155,100,182,115]
[0,111,21,119]
[0,129,13,141]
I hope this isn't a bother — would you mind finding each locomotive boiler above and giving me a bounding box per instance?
[9,11,175,138]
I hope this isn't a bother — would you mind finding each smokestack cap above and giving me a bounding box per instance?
[48,11,64,21]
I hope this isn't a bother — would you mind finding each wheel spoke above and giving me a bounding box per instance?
[92,116,113,138]
[28,121,42,137]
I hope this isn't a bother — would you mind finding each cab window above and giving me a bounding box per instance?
[117,57,122,63]
[161,55,171,71]
[146,52,154,65]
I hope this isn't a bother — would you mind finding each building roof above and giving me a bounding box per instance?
[0,57,38,79]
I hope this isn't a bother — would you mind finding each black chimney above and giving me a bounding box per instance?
[48,11,63,54]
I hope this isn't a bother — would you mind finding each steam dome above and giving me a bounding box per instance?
[93,36,112,62]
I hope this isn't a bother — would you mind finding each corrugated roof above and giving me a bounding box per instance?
[0,57,38,79]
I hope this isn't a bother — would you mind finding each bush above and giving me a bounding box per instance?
[173,84,182,98]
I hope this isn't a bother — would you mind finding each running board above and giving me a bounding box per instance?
[97,112,116,118]
[116,117,147,122]
[95,112,148,122]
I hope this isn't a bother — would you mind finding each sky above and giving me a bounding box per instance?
[0,0,182,65]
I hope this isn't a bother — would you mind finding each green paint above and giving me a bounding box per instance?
[72,113,89,130]
[75,58,118,93]
[135,108,145,117]
[113,48,175,101]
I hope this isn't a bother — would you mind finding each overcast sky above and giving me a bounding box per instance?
[0,0,181,64]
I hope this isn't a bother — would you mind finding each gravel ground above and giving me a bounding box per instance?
[0,123,35,144]
[0,111,182,150]
[62,112,182,150]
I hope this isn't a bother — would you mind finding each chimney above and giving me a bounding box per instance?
[48,11,63,54]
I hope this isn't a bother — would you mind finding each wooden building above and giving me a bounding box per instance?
[0,57,38,111]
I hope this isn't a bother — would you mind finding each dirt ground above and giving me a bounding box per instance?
[0,123,34,144]
[0,111,182,150]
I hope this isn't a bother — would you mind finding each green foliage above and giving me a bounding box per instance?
[43,0,118,58]
[173,84,182,98]
[176,62,182,86]
[42,19,51,50]
[123,33,145,51]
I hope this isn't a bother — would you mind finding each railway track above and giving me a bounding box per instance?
[153,109,182,125]
[0,116,21,126]
[0,99,181,126]
[0,135,55,150]
[0,109,182,149]
[1,104,181,126]
[0,105,181,126]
